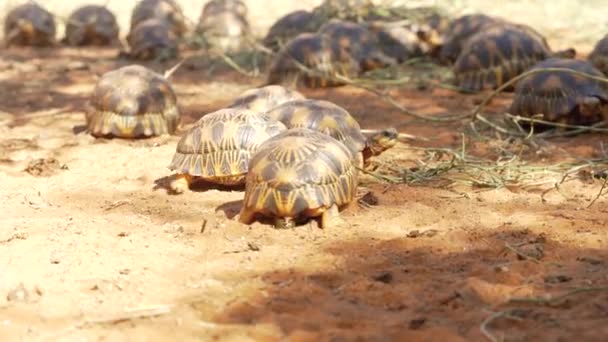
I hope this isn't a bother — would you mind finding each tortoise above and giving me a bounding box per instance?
[438,14,505,64]
[63,5,119,46]
[86,64,180,138]
[267,32,347,88]
[318,19,396,73]
[200,0,248,21]
[227,85,306,114]
[509,58,608,127]
[452,24,576,92]
[130,0,187,37]
[4,3,56,47]
[126,18,179,60]
[263,99,398,167]
[262,10,325,51]
[196,8,251,53]
[239,128,359,229]
[167,108,287,193]
[588,34,608,76]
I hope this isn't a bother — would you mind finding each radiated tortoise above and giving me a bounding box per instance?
[4,3,56,47]
[239,128,359,229]
[126,18,178,60]
[227,85,306,114]
[64,5,119,46]
[86,65,180,138]
[130,0,187,37]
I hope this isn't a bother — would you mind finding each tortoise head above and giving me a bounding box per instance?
[579,96,608,123]
[551,48,577,59]
[362,128,398,162]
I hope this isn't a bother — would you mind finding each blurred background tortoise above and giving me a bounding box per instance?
[227,85,306,114]
[318,19,396,73]
[86,64,180,138]
[196,0,251,53]
[130,0,187,37]
[4,2,56,47]
[126,18,178,60]
[263,99,398,167]
[63,5,119,46]
[267,32,343,88]
[452,23,575,92]
[588,34,608,76]
[262,10,324,52]
[167,108,287,193]
[509,58,608,127]
[239,128,358,229]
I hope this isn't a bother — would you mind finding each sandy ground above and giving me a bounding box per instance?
[2,1,608,341]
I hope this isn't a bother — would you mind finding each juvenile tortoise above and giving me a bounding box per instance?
[126,18,178,60]
[239,128,358,229]
[318,19,396,73]
[452,24,576,92]
[263,99,398,167]
[588,34,608,76]
[64,5,119,46]
[262,10,325,51]
[509,58,608,127]
[4,2,56,47]
[267,32,345,88]
[227,85,306,114]
[167,108,287,193]
[86,64,180,138]
[196,3,251,53]
[438,14,505,64]
[130,0,187,37]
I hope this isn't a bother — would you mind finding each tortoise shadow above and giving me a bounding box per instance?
[215,199,243,220]
[153,175,245,195]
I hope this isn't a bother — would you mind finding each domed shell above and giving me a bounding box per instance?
[439,14,504,64]
[241,127,358,224]
[87,65,180,138]
[453,24,551,91]
[4,3,56,46]
[196,9,250,53]
[127,18,178,60]
[318,19,394,72]
[509,58,608,125]
[227,85,306,114]
[267,32,345,88]
[200,0,248,21]
[130,0,187,36]
[262,10,323,51]
[263,99,366,159]
[589,34,608,76]
[168,108,287,184]
[64,5,119,46]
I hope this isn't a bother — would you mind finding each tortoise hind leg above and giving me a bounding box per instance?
[169,173,193,194]
[320,204,345,229]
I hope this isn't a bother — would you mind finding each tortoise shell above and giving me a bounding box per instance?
[64,5,119,46]
[197,9,250,53]
[228,85,306,114]
[589,34,608,76]
[370,23,426,63]
[263,99,366,160]
[87,65,180,138]
[239,127,358,228]
[267,32,348,88]
[318,19,395,72]
[313,0,375,22]
[262,10,324,51]
[168,108,287,185]
[200,0,248,21]
[438,14,504,64]
[130,0,187,37]
[4,3,56,47]
[509,58,608,126]
[452,24,553,92]
[127,18,179,60]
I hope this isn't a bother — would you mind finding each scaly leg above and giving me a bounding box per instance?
[239,207,256,225]
[169,173,193,194]
[320,204,344,229]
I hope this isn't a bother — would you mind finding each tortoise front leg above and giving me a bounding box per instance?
[238,207,256,225]
[320,204,344,229]
[169,173,193,194]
